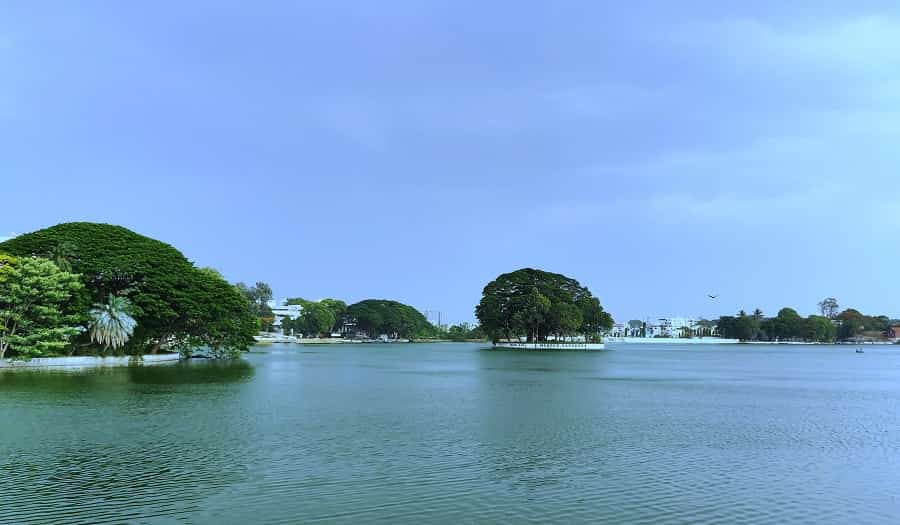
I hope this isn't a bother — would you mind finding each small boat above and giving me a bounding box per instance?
[855,348,864,354]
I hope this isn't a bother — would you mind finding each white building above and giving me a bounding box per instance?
[610,317,717,338]
[267,300,302,333]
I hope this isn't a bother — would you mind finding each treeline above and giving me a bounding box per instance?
[718,309,835,342]
[442,322,485,341]
[718,299,898,343]
[278,298,437,340]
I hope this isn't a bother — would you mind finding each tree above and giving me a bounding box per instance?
[475,268,612,343]
[319,298,347,332]
[0,255,83,359]
[805,315,835,343]
[716,316,738,339]
[773,308,804,341]
[280,316,293,335]
[735,311,759,341]
[446,322,485,341]
[89,294,138,352]
[818,298,840,319]
[717,311,759,342]
[578,296,613,340]
[515,287,552,342]
[178,270,259,358]
[238,282,274,319]
[346,299,432,339]
[298,302,335,337]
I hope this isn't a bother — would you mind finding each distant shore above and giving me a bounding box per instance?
[605,337,740,344]
[253,335,487,345]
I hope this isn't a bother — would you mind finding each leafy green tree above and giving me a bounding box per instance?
[773,308,804,341]
[179,269,259,358]
[238,282,274,319]
[280,316,293,335]
[836,309,865,340]
[805,315,836,343]
[552,301,583,339]
[285,297,312,307]
[298,302,335,337]
[446,322,485,341]
[736,310,759,341]
[346,299,432,339]
[514,287,552,342]
[476,268,612,343]
[837,317,863,340]
[0,255,83,359]
[718,311,759,341]
[319,299,347,332]
[716,316,738,339]
[818,298,839,319]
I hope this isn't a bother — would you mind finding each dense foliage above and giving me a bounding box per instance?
[716,296,900,343]
[345,299,433,339]
[0,223,257,358]
[718,307,838,343]
[0,255,84,358]
[475,268,613,343]
[286,297,347,335]
[284,302,335,337]
[442,322,485,341]
[237,281,274,331]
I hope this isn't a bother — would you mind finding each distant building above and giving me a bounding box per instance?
[267,300,302,333]
[607,317,717,338]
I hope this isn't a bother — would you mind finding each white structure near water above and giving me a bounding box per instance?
[493,342,606,351]
[607,316,718,339]
[268,299,302,332]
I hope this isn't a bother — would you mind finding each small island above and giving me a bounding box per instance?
[0,222,258,365]
[476,268,613,350]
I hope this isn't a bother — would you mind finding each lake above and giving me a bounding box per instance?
[2,342,899,524]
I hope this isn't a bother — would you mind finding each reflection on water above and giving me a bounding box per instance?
[127,359,255,384]
[2,343,900,524]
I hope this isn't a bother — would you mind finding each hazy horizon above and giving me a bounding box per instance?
[3,2,899,323]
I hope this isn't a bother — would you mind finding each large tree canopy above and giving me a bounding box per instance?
[475,268,613,343]
[0,222,256,356]
[346,299,432,339]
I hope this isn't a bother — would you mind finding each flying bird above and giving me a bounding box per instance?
[707,294,719,299]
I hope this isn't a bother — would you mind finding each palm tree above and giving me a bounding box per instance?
[89,294,137,352]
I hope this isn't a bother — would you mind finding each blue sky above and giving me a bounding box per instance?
[2,1,899,324]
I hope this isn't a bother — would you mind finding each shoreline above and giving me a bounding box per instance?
[0,354,182,370]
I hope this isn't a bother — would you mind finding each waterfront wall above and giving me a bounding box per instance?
[604,337,740,345]
[0,354,182,369]
[494,342,606,351]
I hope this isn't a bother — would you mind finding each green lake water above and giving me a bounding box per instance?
[2,342,899,524]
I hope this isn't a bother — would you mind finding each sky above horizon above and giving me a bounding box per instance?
[3,1,899,324]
